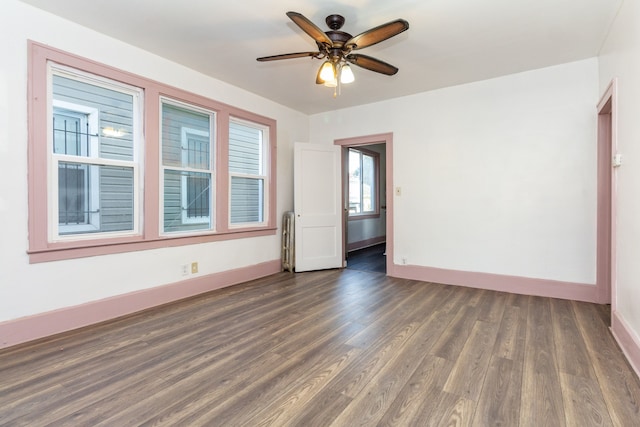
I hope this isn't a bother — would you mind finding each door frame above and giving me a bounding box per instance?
[334,133,394,274]
[596,79,617,308]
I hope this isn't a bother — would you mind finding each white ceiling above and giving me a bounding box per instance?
[19,0,622,114]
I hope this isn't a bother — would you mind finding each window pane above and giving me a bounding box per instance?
[230,177,264,224]
[163,169,211,232]
[362,154,375,212]
[348,149,377,216]
[58,162,87,225]
[58,162,134,235]
[348,150,361,213]
[229,121,261,174]
[52,74,134,161]
[162,103,211,169]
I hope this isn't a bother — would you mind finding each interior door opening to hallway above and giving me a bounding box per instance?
[335,133,394,275]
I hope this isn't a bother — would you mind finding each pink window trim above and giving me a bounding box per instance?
[27,41,277,263]
[28,228,277,263]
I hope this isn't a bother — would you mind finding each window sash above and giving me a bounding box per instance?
[48,64,142,241]
[160,99,215,234]
[229,119,268,226]
[58,162,90,226]
[229,175,265,224]
[51,155,138,238]
[162,169,212,231]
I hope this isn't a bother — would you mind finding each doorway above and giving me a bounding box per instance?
[334,133,394,275]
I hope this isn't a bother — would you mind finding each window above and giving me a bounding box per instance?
[28,42,277,262]
[229,119,268,225]
[161,101,214,233]
[348,148,378,216]
[50,68,141,240]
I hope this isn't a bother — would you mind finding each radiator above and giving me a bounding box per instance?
[281,211,295,272]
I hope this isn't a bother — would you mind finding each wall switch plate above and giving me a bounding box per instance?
[191,262,198,274]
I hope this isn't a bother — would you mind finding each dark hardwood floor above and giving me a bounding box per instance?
[1,269,639,426]
[346,243,386,274]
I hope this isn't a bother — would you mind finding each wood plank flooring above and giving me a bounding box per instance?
[1,269,639,426]
[347,243,386,274]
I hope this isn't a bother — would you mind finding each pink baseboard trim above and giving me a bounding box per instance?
[611,310,640,380]
[0,260,281,350]
[389,264,598,303]
[347,237,386,252]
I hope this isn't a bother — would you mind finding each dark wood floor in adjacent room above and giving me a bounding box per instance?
[346,243,386,274]
[1,269,639,426]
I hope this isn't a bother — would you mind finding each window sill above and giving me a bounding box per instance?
[28,227,277,263]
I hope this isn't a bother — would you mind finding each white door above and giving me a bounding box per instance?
[294,142,343,272]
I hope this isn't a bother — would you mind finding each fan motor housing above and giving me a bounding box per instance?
[324,31,352,49]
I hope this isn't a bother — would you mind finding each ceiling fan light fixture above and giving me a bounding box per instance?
[318,61,336,84]
[258,12,409,95]
[340,63,355,84]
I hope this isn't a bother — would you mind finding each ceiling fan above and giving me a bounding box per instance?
[257,11,409,91]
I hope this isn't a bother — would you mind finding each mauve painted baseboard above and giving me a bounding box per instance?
[389,263,598,303]
[611,310,640,380]
[0,260,281,350]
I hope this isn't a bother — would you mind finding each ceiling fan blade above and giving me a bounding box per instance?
[345,19,409,50]
[257,52,320,61]
[286,11,333,47]
[346,54,399,75]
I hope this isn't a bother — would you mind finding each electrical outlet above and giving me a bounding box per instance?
[191,262,198,274]
[181,264,189,276]
[401,257,407,265]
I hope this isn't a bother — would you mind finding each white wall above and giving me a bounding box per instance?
[311,58,599,284]
[0,1,307,323]
[598,1,640,341]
